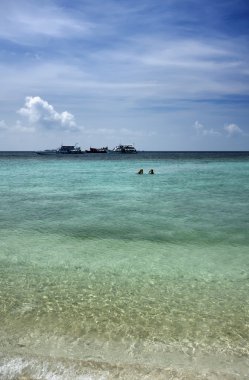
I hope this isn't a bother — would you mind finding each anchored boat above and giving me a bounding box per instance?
[85,147,108,153]
[36,144,84,155]
[111,144,137,153]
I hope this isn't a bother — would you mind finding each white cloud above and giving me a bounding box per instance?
[18,96,80,131]
[193,121,220,136]
[0,1,93,45]
[224,123,243,136]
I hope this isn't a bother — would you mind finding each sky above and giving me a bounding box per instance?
[0,0,249,151]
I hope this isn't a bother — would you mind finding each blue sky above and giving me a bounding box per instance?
[0,0,249,150]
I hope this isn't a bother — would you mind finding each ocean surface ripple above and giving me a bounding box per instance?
[0,151,249,379]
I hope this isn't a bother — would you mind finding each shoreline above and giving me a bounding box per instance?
[1,347,249,380]
[1,332,249,379]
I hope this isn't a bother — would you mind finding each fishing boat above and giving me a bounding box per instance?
[111,144,137,153]
[36,144,84,155]
[85,147,108,153]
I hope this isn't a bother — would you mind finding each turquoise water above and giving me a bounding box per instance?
[0,152,249,379]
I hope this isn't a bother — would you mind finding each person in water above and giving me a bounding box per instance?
[148,169,154,174]
[137,169,143,174]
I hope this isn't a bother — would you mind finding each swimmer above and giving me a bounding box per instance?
[137,169,143,174]
[148,169,154,174]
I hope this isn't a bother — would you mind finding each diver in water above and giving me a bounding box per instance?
[148,169,154,174]
[137,169,143,174]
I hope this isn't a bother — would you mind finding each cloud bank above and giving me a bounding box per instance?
[193,121,220,136]
[193,121,247,140]
[18,96,79,131]
[224,123,243,136]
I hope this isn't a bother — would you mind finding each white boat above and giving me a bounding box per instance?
[111,144,137,153]
[36,144,84,155]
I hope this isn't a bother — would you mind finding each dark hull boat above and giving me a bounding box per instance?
[85,147,108,153]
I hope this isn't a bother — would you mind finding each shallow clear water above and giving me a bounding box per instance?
[0,152,249,379]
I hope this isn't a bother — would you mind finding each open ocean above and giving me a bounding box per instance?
[0,151,249,379]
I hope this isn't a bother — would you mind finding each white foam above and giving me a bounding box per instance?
[0,357,108,380]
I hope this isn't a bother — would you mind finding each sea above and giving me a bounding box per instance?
[0,151,249,380]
